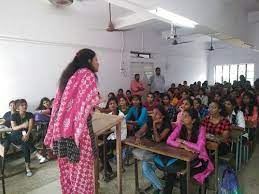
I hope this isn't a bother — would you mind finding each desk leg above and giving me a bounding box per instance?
[134,159,139,194]
[215,148,219,194]
[235,139,239,172]
[94,136,100,194]
[239,136,242,170]
[103,134,108,181]
[186,161,190,194]
[116,124,122,194]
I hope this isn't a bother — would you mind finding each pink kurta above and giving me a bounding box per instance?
[44,68,99,194]
[166,124,214,184]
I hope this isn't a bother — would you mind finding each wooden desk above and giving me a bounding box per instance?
[123,137,197,194]
[92,112,123,194]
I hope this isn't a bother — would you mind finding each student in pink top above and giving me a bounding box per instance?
[165,109,214,194]
[130,74,145,96]
[172,98,193,129]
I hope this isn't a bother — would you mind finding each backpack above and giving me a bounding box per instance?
[218,165,242,194]
[34,112,50,122]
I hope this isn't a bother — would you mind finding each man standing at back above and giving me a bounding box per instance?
[130,73,145,96]
[150,67,165,93]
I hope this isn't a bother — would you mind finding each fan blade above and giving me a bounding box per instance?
[176,41,193,44]
[112,29,133,32]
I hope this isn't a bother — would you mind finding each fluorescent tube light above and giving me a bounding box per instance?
[149,7,198,28]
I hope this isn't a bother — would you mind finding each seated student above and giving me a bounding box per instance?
[95,93,114,113]
[126,90,133,105]
[143,93,158,117]
[171,88,181,106]
[135,105,171,193]
[0,100,16,128]
[35,97,52,118]
[108,92,116,99]
[50,98,55,108]
[196,88,209,107]
[154,91,162,104]
[224,97,245,131]
[193,98,208,120]
[4,99,47,177]
[118,96,130,116]
[177,90,190,107]
[172,98,193,128]
[162,94,177,122]
[99,97,127,178]
[165,109,214,194]
[213,92,222,103]
[117,88,125,101]
[201,101,231,155]
[241,92,258,140]
[126,95,148,134]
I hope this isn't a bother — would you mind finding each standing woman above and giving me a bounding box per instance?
[44,49,100,194]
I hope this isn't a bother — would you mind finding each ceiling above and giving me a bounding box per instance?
[240,0,259,12]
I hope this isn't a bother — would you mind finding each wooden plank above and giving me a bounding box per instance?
[123,137,197,162]
[116,124,122,194]
[92,112,123,136]
[91,112,123,194]
[0,127,13,133]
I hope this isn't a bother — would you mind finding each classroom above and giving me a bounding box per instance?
[0,0,259,194]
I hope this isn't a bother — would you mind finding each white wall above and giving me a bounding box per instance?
[164,44,208,87]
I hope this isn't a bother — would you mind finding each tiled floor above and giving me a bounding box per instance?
[1,144,259,194]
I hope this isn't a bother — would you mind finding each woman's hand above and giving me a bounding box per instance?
[176,138,184,143]
[22,134,29,142]
[21,121,29,129]
[135,137,142,145]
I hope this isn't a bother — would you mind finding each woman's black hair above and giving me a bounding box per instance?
[224,97,239,115]
[36,97,50,110]
[106,97,119,115]
[118,88,123,93]
[210,100,227,117]
[59,48,96,92]
[179,108,200,143]
[18,99,27,106]
[154,104,170,123]
[118,96,129,106]
[183,97,194,106]
[132,95,143,118]
[241,92,256,116]
[108,92,116,98]
[126,90,132,94]
[194,98,202,105]
[162,94,170,104]
[9,100,15,106]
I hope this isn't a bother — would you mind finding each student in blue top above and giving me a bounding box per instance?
[126,95,148,134]
[193,98,208,120]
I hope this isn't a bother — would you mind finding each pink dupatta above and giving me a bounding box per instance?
[44,68,99,148]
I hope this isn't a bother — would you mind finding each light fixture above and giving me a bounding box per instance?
[149,7,198,28]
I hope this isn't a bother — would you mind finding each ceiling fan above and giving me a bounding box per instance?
[167,25,193,45]
[105,3,131,32]
[206,36,225,51]
[48,0,90,6]
[48,0,73,6]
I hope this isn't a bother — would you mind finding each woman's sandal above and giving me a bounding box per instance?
[26,169,32,177]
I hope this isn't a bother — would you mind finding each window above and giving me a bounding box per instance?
[214,63,254,85]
